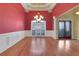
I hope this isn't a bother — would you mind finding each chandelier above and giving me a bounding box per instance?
[34,13,44,22]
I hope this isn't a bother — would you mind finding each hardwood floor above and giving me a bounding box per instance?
[0,37,79,56]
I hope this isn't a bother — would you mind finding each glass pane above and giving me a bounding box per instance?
[36,29,40,35]
[59,22,64,37]
[41,30,45,35]
[32,20,45,35]
[65,22,71,36]
[32,30,36,35]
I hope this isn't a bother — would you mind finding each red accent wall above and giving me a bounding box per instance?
[52,3,79,17]
[25,3,78,30]
[0,3,25,34]
[25,11,53,30]
[0,3,78,34]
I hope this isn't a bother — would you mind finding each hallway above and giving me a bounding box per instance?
[0,37,79,56]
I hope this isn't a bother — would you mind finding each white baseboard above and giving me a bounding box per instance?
[0,31,26,53]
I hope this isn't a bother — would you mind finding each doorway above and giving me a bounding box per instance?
[58,21,71,39]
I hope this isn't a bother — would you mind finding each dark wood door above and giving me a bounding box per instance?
[58,21,71,39]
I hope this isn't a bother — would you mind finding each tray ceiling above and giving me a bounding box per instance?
[21,3,56,12]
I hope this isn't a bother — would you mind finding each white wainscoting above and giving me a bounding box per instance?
[25,30,57,39]
[0,30,57,53]
[0,31,26,53]
[46,31,57,39]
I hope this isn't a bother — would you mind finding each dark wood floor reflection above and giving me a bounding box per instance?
[0,37,79,56]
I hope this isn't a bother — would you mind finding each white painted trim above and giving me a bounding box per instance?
[21,3,56,12]
[53,16,58,39]
[0,31,26,53]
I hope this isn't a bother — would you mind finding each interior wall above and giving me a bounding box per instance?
[52,3,79,39]
[0,3,78,39]
[74,14,79,39]
[0,3,25,34]
[25,11,53,30]
[57,8,79,40]
[52,3,79,17]
[24,3,78,31]
[58,12,74,39]
[0,3,78,34]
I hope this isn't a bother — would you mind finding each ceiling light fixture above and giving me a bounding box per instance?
[75,11,79,15]
[34,13,44,22]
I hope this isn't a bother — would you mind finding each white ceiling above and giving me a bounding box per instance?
[21,3,56,12]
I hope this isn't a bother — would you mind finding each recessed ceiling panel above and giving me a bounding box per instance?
[21,3,56,12]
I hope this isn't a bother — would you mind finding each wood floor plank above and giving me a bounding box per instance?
[0,37,79,56]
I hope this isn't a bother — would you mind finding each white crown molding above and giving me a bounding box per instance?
[48,9,52,13]
[21,3,56,11]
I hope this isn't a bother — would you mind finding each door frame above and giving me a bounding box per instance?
[58,20,72,39]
